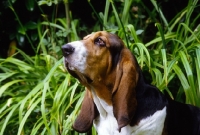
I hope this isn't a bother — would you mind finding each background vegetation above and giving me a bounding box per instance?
[0,0,200,134]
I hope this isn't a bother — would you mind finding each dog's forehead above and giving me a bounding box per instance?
[83,31,109,40]
[82,31,124,49]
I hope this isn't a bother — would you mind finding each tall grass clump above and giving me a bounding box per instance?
[0,50,86,135]
[0,0,86,135]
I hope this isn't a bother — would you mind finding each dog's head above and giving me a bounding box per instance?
[62,31,124,85]
[62,31,139,132]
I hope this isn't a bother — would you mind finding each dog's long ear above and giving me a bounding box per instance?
[73,89,99,133]
[112,48,139,132]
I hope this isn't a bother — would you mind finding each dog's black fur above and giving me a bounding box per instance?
[131,62,200,134]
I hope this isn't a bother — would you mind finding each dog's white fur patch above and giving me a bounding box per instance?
[92,90,166,135]
[63,41,87,73]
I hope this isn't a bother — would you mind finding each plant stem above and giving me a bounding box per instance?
[88,0,104,29]
[64,0,71,42]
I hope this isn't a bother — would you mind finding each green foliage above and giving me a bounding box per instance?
[0,50,86,134]
[0,0,200,134]
[6,0,38,52]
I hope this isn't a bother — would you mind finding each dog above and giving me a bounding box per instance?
[62,31,200,135]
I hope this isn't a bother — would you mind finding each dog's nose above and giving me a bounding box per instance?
[62,44,75,56]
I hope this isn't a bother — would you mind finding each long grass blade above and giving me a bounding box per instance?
[135,43,151,68]
[103,0,110,29]
[195,49,200,102]
[161,49,168,85]
[145,33,176,47]
[0,80,24,97]
[127,24,139,43]
[179,51,198,105]
[121,0,133,25]
[172,64,191,103]
[150,0,168,29]
[0,104,20,135]
[17,98,41,135]
[0,72,18,82]
[41,81,51,135]
[41,22,66,31]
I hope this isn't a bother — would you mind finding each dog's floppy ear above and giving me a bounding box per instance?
[112,48,139,132]
[73,89,99,133]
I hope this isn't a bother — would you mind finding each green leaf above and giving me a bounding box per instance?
[152,68,162,86]
[11,0,16,3]
[195,49,200,105]
[18,98,41,135]
[155,23,166,49]
[30,119,44,135]
[41,81,51,134]
[17,26,26,35]
[25,21,37,30]
[145,33,176,47]
[127,24,139,43]
[161,49,168,85]
[172,64,190,99]
[0,104,20,135]
[136,29,144,35]
[41,22,66,31]
[0,72,18,82]
[4,57,34,71]
[25,0,35,11]
[135,43,151,68]
[0,80,24,97]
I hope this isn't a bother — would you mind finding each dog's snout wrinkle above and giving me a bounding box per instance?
[62,44,75,56]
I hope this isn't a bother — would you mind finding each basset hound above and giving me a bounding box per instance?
[62,31,200,135]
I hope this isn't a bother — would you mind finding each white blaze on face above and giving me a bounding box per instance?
[64,41,88,73]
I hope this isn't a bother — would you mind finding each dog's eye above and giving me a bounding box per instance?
[94,37,106,46]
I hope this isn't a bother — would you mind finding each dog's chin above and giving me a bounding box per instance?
[65,62,93,84]
[64,62,74,71]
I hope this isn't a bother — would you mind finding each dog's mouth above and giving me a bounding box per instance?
[65,61,93,84]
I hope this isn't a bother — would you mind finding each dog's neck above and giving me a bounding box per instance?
[86,67,119,105]
[91,89,113,118]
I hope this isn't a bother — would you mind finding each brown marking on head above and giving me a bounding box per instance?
[75,31,125,105]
